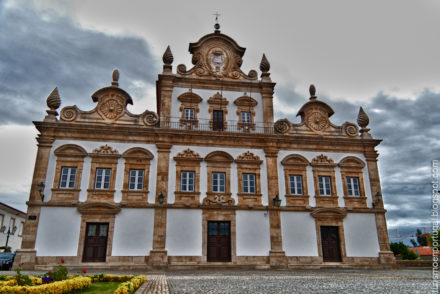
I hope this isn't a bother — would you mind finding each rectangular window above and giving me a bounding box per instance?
[318,176,332,196]
[184,108,195,120]
[128,169,144,190]
[181,171,195,192]
[59,167,77,189]
[18,221,24,236]
[289,175,303,195]
[10,217,16,235]
[242,173,256,193]
[212,172,225,193]
[346,177,360,196]
[95,168,111,189]
[241,111,251,123]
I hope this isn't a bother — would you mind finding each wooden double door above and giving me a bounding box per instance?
[83,223,109,262]
[321,226,342,262]
[207,221,231,262]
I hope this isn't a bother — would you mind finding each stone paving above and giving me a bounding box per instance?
[0,269,432,294]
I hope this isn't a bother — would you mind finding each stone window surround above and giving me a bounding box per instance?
[311,155,338,207]
[87,146,120,202]
[235,151,263,206]
[121,147,154,203]
[178,91,203,128]
[51,144,87,202]
[174,149,203,205]
[203,151,234,205]
[338,156,367,208]
[281,154,310,206]
[234,95,258,132]
[207,92,229,131]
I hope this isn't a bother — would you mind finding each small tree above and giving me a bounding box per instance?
[416,229,428,246]
[390,241,419,260]
[410,239,418,248]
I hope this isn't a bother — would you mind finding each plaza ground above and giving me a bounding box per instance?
[0,268,432,293]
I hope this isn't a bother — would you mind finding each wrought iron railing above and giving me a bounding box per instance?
[158,117,275,134]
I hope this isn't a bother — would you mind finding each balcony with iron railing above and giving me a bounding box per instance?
[158,117,276,134]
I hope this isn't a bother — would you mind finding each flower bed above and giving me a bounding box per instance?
[0,276,91,293]
[89,274,135,283]
[114,275,146,294]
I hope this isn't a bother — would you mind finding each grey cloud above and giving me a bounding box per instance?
[0,4,159,125]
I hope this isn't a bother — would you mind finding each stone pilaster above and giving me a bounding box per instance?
[364,148,395,265]
[149,143,172,269]
[157,75,174,123]
[264,147,287,268]
[14,135,54,270]
[261,82,276,129]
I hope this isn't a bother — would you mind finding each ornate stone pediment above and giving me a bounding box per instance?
[311,154,334,166]
[177,92,203,104]
[59,70,158,127]
[92,145,119,155]
[122,147,154,160]
[204,151,234,163]
[208,92,229,106]
[311,207,347,220]
[203,194,235,206]
[54,144,87,157]
[281,154,309,166]
[338,156,365,169]
[235,151,262,165]
[174,148,202,161]
[177,31,257,80]
[234,95,257,107]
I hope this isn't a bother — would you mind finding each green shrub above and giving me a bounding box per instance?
[401,249,418,260]
[390,242,408,256]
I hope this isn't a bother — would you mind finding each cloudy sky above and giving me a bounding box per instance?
[0,0,439,244]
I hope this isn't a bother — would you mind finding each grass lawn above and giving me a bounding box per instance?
[80,282,121,293]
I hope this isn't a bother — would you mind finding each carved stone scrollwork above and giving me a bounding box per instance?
[177,64,187,74]
[203,194,235,205]
[248,70,257,79]
[343,122,359,137]
[142,111,159,126]
[93,144,119,155]
[312,154,334,165]
[60,106,78,122]
[274,119,291,134]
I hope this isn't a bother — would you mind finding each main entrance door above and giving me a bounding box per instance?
[321,226,342,262]
[207,221,231,262]
[213,110,224,131]
[83,223,109,262]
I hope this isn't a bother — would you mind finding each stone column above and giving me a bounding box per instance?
[14,135,54,270]
[149,143,172,269]
[365,148,395,265]
[264,147,287,268]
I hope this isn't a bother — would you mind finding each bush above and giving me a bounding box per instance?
[114,275,146,294]
[0,276,91,293]
[401,249,419,260]
[390,241,419,260]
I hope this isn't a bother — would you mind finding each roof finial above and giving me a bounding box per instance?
[260,54,271,80]
[162,46,174,65]
[44,87,61,122]
[213,12,221,32]
[112,69,119,87]
[357,107,372,138]
[309,84,317,100]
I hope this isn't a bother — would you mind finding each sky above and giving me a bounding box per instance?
[0,0,439,245]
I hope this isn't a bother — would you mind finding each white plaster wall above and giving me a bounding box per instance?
[166,209,202,256]
[45,140,158,204]
[280,212,319,256]
[236,211,271,256]
[167,146,268,205]
[344,213,380,257]
[112,209,155,256]
[0,208,26,252]
[277,151,372,208]
[170,87,264,123]
[35,207,81,256]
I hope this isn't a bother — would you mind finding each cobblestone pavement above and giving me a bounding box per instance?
[136,275,169,294]
[0,269,432,294]
[166,269,432,294]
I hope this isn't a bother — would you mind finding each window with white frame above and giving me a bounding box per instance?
[242,173,256,193]
[346,177,360,196]
[289,175,303,195]
[241,111,251,123]
[184,108,195,120]
[318,176,332,196]
[9,217,16,235]
[181,171,195,192]
[18,221,24,236]
[212,172,226,193]
[59,167,77,189]
[95,168,111,189]
[128,169,144,190]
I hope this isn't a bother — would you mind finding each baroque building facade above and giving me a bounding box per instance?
[15,28,395,269]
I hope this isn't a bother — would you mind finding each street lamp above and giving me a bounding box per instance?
[38,182,45,201]
[3,225,16,251]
